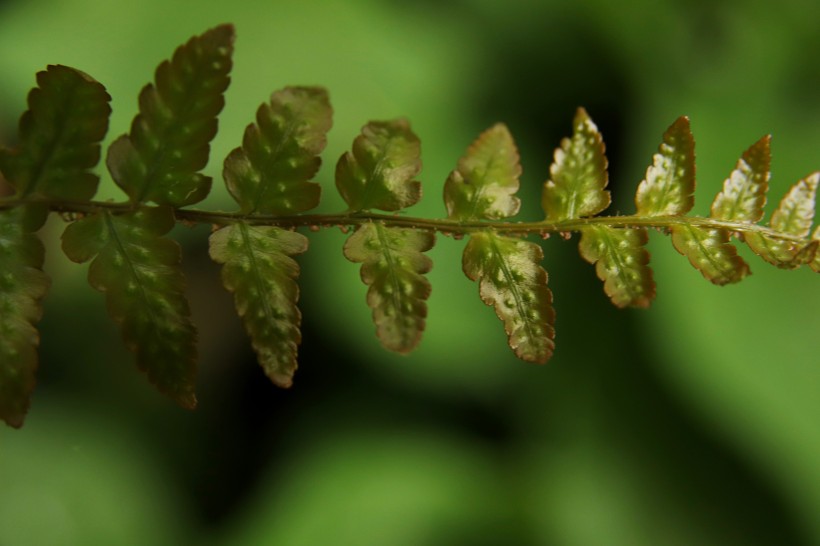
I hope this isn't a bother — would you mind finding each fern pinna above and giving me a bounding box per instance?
[1,25,817,428]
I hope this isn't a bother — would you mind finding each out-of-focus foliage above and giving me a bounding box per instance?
[0,1,819,545]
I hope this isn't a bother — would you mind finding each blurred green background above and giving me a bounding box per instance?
[1,0,819,544]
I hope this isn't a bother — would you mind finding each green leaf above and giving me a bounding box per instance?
[670,225,750,285]
[106,24,234,207]
[635,116,695,217]
[0,65,111,201]
[578,225,655,308]
[743,233,812,270]
[209,222,307,387]
[0,207,50,428]
[225,86,332,215]
[444,124,521,221]
[343,222,434,354]
[61,207,197,407]
[335,119,421,212]
[542,107,610,221]
[744,173,818,269]
[769,172,818,238]
[710,135,771,223]
[462,232,555,363]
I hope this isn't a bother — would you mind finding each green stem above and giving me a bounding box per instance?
[0,197,810,244]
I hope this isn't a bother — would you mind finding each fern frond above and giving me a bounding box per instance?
[711,136,771,223]
[0,65,111,200]
[1,24,819,426]
[463,232,555,363]
[225,86,332,215]
[744,173,818,268]
[209,223,306,387]
[670,225,750,285]
[106,24,234,206]
[444,123,521,221]
[336,119,422,212]
[542,107,610,221]
[578,226,655,308]
[343,222,434,354]
[0,207,50,428]
[0,65,109,427]
[62,207,198,408]
[635,116,695,217]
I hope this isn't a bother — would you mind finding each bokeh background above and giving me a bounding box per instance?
[1,0,819,544]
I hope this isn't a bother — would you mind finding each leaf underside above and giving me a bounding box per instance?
[0,207,50,428]
[225,86,332,215]
[335,119,422,212]
[671,225,750,285]
[578,225,655,308]
[107,24,234,206]
[343,222,434,354]
[635,116,695,217]
[542,107,610,221]
[61,207,198,408]
[711,135,771,223]
[444,123,521,220]
[209,222,307,387]
[744,173,819,268]
[0,65,111,201]
[463,232,555,364]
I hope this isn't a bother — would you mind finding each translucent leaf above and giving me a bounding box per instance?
[61,207,197,407]
[635,117,695,216]
[462,232,555,363]
[811,226,820,273]
[209,223,307,387]
[542,107,610,221]
[444,124,521,221]
[106,24,234,207]
[670,225,750,285]
[225,87,332,215]
[769,172,818,238]
[0,207,50,428]
[710,135,771,223]
[745,173,818,268]
[335,119,421,212]
[743,233,812,270]
[0,65,111,201]
[343,222,434,354]
[578,225,655,308]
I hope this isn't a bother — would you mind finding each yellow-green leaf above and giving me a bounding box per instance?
[710,135,771,223]
[225,87,332,215]
[578,225,655,308]
[542,107,610,221]
[0,207,50,428]
[811,226,820,273]
[61,207,198,408]
[670,225,750,285]
[335,119,421,212]
[743,233,811,270]
[343,222,434,354]
[107,25,234,207]
[744,173,818,268]
[635,116,695,217]
[769,172,818,238]
[209,223,307,388]
[462,232,555,363]
[444,124,521,221]
[0,65,111,201]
